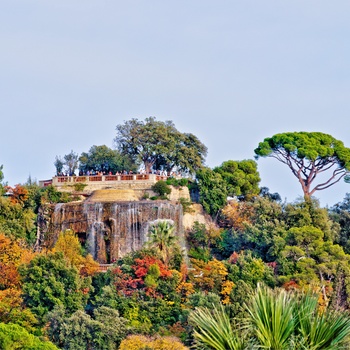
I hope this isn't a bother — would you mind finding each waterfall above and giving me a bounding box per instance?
[84,202,104,261]
[43,200,188,264]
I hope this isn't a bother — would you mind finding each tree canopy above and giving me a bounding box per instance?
[196,167,228,217]
[54,151,79,176]
[254,132,350,199]
[114,117,207,174]
[214,159,260,198]
[78,145,136,174]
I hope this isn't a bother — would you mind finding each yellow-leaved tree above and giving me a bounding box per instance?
[52,229,99,276]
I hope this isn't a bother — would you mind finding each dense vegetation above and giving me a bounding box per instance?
[2,123,350,349]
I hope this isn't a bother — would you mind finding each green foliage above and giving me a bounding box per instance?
[196,167,227,216]
[147,221,178,265]
[90,249,185,335]
[0,196,36,242]
[166,177,189,187]
[142,192,150,200]
[295,293,350,349]
[46,305,128,350]
[186,222,211,261]
[186,291,221,310]
[73,182,87,192]
[255,132,350,198]
[189,304,244,350]
[20,252,89,320]
[40,185,72,204]
[79,144,137,174]
[54,156,64,176]
[0,165,5,196]
[190,285,350,350]
[221,197,287,262]
[152,180,172,197]
[227,251,275,288]
[178,197,194,214]
[214,159,261,198]
[114,117,207,174]
[330,193,350,254]
[247,284,295,349]
[0,322,58,350]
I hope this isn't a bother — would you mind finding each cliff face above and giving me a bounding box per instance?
[37,200,184,264]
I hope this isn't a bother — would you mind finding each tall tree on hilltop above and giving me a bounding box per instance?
[63,150,79,176]
[114,117,207,174]
[255,132,350,200]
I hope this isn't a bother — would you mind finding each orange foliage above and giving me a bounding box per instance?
[228,251,240,264]
[189,258,228,293]
[79,254,99,277]
[112,266,143,296]
[220,280,235,305]
[0,233,35,268]
[133,257,172,279]
[221,200,253,230]
[5,184,28,206]
[282,280,300,291]
[176,281,195,302]
[0,262,20,289]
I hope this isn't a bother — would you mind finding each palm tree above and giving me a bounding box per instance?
[189,284,350,350]
[294,293,350,349]
[147,220,177,265]
[246,284,295,350]
[189,304,246,350]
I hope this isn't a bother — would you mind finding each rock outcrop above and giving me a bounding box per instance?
[37,199,184,264]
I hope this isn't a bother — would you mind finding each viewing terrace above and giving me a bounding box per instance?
[39,173,171,191]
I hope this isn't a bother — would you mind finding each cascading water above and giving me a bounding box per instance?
[44,200,187,264]
[85,202,104,260]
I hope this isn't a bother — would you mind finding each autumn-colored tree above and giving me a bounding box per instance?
[5,184,29,206]
[189,258,229,295]
[119,334,188,350]
[111,256,173,297]
[0,289,37,332]
[221,200,253,230]
[0,233,37,330]
[53,229,99,276]
[0,233,35,289]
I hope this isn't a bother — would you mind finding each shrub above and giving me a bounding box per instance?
[119,334,188,350]
[166,177,189,187]
[152,181,171,197]
[73,183,87,192]
[179,197,194,214]
[142,192,150,200]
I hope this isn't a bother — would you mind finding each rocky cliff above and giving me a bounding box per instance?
[37,199,184,264]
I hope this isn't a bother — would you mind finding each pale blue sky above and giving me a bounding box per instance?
[1,1,350,206]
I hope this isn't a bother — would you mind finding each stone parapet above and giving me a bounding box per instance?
[40,174,190,201]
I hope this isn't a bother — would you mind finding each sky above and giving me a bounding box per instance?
[1,1,350,207]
